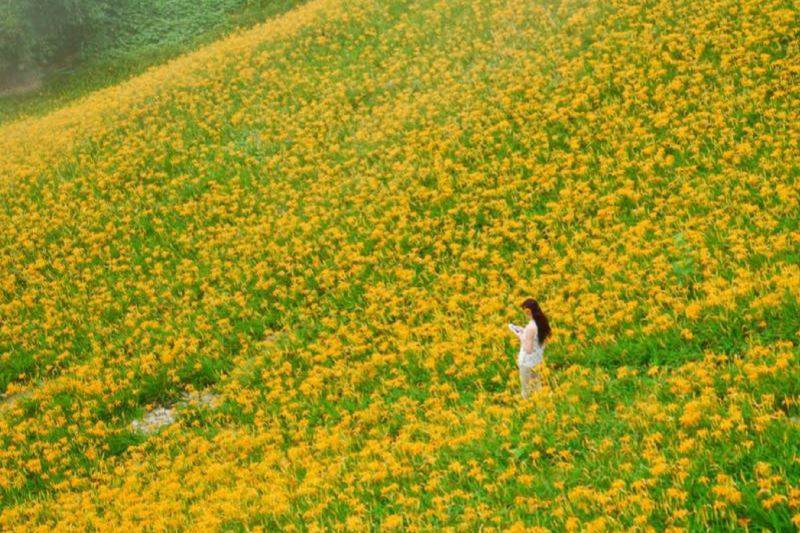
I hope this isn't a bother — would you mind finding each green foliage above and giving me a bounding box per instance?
[0,0,305,123]
[103,428,145,457]
[0,0,106,81]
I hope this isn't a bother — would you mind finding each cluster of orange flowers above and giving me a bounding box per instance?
[0,0,798,529]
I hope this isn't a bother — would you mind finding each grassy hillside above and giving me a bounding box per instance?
[0,0,799,529]
[0,0,305,125]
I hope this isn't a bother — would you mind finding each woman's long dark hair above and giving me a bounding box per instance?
[521,298,551,345]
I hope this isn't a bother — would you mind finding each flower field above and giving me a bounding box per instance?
[0,0,799,529]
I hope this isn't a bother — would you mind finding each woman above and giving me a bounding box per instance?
[508,298,551,398]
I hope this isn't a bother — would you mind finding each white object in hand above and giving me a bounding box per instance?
[508,323,524,337]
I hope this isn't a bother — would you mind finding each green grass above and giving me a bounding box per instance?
[568,294,800,368]
[0,0,306,125]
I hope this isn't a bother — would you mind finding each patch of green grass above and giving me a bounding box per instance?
[103,429,146,458]
[0,0,307,125]
[563,293,800,367]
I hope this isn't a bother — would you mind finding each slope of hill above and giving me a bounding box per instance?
[0,0,307,125]
[0,0,798,529]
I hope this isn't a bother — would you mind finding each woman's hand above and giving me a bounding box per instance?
[508,323,523,339]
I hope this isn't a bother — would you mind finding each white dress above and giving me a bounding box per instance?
[509,319,545,398]
[517,319,544,368]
